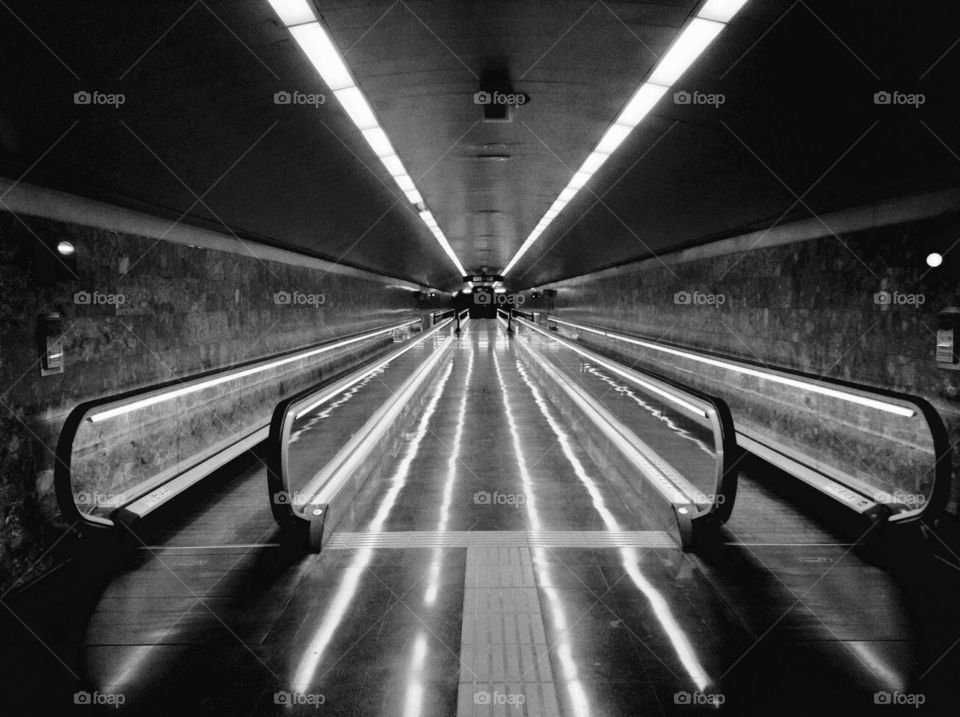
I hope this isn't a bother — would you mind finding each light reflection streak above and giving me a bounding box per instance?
[402,634,428,717]
[515,319,905,696]
[290,368,383,442]
[291,361,455,694]
[425,340,474,605]
[504,317,712,692]
[491,342,590,717]
[581,363,714,459]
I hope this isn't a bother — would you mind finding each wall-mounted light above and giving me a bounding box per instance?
[927,252,943,268]
[56,241,75,256]
[87,319,421,423]
[39,312,64,376]
[551,318,916,418]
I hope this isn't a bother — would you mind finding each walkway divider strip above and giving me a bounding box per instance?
[323,530,676,549]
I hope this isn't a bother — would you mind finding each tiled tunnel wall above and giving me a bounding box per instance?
[0,208,427,594]
[530,209,960,519]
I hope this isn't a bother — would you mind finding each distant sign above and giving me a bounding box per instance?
[464,274,503,283]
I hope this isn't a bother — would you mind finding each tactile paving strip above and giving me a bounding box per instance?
[457,546,559,717]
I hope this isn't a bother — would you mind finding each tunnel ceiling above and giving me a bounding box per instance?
[2,1,959,290]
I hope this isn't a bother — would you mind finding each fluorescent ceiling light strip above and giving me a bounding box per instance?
[89,320,421,423]
[595,124,633,155]
[380,153,406,177]
[648,18,724,86]
[295,318,453,418]
[698,0,750,23]
[567,172,592,191]
[288,23,354,91]
[268,0,467,276]
[580,152,611,175]
[395,174,416,193]
[502,2,747,276]
[550,318,915,418]
[333,87,379,130]
[361,127,395,157]
[616,83,670,127]
[266,0,316,26]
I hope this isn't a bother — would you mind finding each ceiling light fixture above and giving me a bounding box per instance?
[502,0,749,276]
[267,0,465,276]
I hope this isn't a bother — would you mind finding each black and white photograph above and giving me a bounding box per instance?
[2,1,960,714]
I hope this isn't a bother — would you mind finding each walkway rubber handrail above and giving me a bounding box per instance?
[507,312,740,526]
[54,318,421,532]
[544,315,951,524]
[266,317,459,534]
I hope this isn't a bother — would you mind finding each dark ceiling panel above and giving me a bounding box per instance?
[1,1,958,290]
